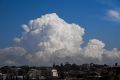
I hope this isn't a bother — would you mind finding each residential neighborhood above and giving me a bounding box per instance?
[0,63,120,80]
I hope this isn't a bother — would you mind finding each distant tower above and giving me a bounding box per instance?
[52,69,58,77]
[115,63,118,66]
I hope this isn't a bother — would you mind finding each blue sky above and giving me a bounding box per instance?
[0,0,120,49]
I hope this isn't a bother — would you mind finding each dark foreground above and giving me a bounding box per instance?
[0,63,120,80]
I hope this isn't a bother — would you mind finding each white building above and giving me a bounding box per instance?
[52,69,58,77]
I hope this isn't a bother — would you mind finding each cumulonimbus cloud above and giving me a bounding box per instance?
[0,13,120,66]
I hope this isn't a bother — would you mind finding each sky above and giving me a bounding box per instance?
[0,0,120,66]
[0,0,120,49]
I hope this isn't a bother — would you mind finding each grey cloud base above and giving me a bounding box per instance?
[0,13,120,66]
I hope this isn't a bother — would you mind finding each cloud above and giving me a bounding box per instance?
[5,60,17,65]
[83,39,105,60]
[0,47,27,65]
[0,13,120,66]
[107,9,120,22]
[22,24,30,32]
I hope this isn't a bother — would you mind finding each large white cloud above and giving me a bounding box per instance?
[1,13,120,66]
